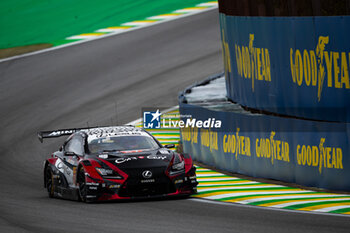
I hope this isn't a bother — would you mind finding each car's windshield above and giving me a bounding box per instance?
[88,135,160,153]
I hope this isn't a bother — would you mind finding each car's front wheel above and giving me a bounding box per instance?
[78,166,87,202]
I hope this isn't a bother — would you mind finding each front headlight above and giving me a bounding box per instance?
[170,154,185,175]
[95,167,114,176]
[95,167,124,179]
[172,160,185,171]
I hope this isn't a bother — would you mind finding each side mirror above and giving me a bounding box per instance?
[164,144,175,149]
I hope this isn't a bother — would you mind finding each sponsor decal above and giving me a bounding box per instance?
[234,33,272,91]
[56,161,63,170]
[86,182,99,186]
[290,36,350,101]
[84,127,142,136]
[48,130,75,136]
[115,157,137,164]
[222,29,231,78]
[98,154,108,159]
[67,158,78,166]
[183,127,219,152]
[141,179,155,183]
[296,138,343,174]
[115,155,167,164]
[174,179,184,184]
[65,168,71,176]
[158,149,170,155]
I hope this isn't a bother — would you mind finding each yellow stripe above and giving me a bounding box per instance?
[225,193,329,203]
[260,196,350,207]
[166,110,179,114]
[298,202,350,211]
[195,189,304,198]
[198,180,256,186]
[197,172,228,176]
[196,170,221,173]
[151,134,180,137]
[157,138,179,141]
[79,33,105,36]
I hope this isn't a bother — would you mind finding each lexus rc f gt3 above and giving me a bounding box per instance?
[39,126,198,202]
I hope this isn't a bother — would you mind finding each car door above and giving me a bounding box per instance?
[61,134,84,186]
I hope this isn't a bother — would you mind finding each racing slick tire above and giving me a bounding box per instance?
[45,166,55,198]
[78,166,88,202]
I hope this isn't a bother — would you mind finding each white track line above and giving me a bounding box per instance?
[147,15,179,20]
[315,205,350,213]
[122,21,156,26]
[270,198,350,208]
[202,190,314,200]
[96,28,128,33]
[198,185,282,192]
[237,194,350,204]
[190,198,350,218]
[67,35,101,40]
[198,181,259,187]
[197,2,218,7]
[197,177,241,182]
[196,173,231,177]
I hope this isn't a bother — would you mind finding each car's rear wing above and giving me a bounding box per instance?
[37,125,137,143]
[37,128,86,143]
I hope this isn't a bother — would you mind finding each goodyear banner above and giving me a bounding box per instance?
[179,102,350,191]
[221,14,350,122]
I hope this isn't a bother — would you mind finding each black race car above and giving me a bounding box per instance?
[39,126,198,202]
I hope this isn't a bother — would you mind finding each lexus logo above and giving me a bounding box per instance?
[142,170,152,179]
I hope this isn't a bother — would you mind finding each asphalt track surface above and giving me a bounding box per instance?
[0,9,349,233]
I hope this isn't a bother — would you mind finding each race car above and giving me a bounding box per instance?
[39,126,198,202]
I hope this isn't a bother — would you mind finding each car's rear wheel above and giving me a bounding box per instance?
[78,167,87,202]
[45,166,54,198]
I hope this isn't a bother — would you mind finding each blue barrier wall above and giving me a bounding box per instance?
[221,14,350,122]
[179,100,350,191]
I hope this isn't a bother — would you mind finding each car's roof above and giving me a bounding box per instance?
[78,126,151,142]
